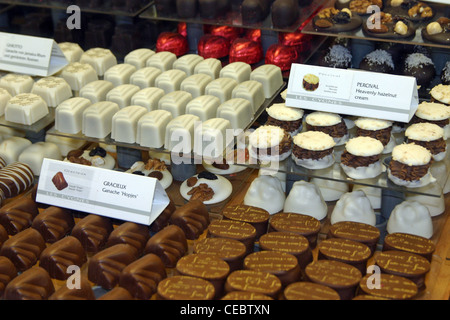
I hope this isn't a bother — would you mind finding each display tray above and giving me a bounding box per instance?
[0,0,153,16]
[302,0,450,49]
[0,108,55,134]
[139,0,327,32]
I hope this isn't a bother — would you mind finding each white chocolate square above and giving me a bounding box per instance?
[155,69,187,94]
[173,54,204,76]
[131,87,165,111]
[58,42,84,62]
[5,93,49,125]
[205,78,238,103]
[82,101,120,138]
[0,88,12,117]
[80,48,117,76]
[146,51,177,72]
[220,62,251,83]
[103,63,137,86]
[18,142,62,175]
[164,114,200,152]
[106,84,140,109]
[180,73,212,98]
[194,58,222,79]
[231,80,265,113]
[158,90,192,118]
[45,134,86,157]
[124,48,155,69]
[0,137,32,165]
[194,118,232,158]
[129,67,162,89]
[0,74,35,96]
[137,110,173,148]
[216,98,253,132]
[250,64,283,98]
[111,105,148,144]
[79,80,114,104]
[31,77,73,107]
[185,95,220,121]
[59,62,98,91]
[55,97,92,134]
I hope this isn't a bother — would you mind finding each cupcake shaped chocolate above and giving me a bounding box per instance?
[359,49,395,74]
[429,84,450,106]
[402,53,435,88]
[265,103,304,136]
[405,123,447,161]
[388,143,435,188]
[305,112,349,146]
[292,131,336,169]
[340,136,385,180]
[319,44,352,69]
[248,125,292,161]
[411,102,450,140]
[354,117,395,154]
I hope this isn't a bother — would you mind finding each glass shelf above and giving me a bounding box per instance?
[301,0,450,49]
[139,0,327,32]
[0,0,153,17]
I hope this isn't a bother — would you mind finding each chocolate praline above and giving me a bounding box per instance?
[3,267,55,300]
[71,214,114,253]
[0,197,39,235]
[271,0,299,29]
[31,206,75,243]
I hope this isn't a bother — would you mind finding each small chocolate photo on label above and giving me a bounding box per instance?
[302,74,319,92]
[52,171,68,191]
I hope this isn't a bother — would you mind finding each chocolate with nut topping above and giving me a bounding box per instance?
[306,120,348,139]
[293,145,333,160]
[266,116,303,134]
[340,150,380,168]
[356,126,392,146]
[389,159,431,182]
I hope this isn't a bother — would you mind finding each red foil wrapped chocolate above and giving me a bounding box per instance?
[156,32,189,57]
[197,34,230,59]
[278,31,312,53]
[265,44,298,71]
[209,25,242,44]
[229,38,263,64]
[244,29,261,43]
[177,22,187,38]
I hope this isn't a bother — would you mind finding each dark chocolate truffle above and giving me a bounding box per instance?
[176,0,198,18]
[241,0,270,24]
[31,206,75,243]
[39,236,87,280]
[106,221,150,255]
[441,61,450,85]
[169,199,210,240]
[88,244,138,290]
[71,214,114,253]
[0,256,17,297]
[157,275,215,300]
[402,52,436,87]
[144,225,188,268]
[319,44,352,69]
[3,266,55,300]
[359,49,395,73]
[0,228,46,272]
[0,197,39,235]
[48,276,95,300]
[271,0,299,29]
[119,253,167,300]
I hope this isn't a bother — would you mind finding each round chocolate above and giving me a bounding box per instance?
[225,269,282,299]
[193,237,247,271]
[176,253,230,298]
[221,291,273,300]
[222,204,269,239]
[207,219,256,254]
[318,238,371,275]
[328,221,380,254]
[305,260,362,300]
[382,232,435,262]
[359,273,418,300]
[157,275,215,300]
[259,231,312,270]
[352,294,389,300]
[374,250,431,289]
[244,251,301,287]
[268,212,321,248]
[283,282,340,300]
